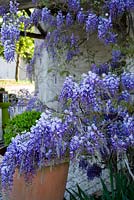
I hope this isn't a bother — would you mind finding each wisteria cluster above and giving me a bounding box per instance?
[8,89,45,117]
[1,0,20,62]
[2,69,134,188]
[1,110,72,189]
[1,0,134,62]
[1,0,134,191]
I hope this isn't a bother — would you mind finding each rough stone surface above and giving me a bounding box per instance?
[65,161,110,199]
[34,34,111,109]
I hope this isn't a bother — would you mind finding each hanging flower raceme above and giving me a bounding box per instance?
[68,0,80,13]
[107,0,134,19]
[98,17,117,44]
[77,8,86,24]
[1,0,132,62]
[9,0,19,14]
[1,0,20,62]
[86,13,98,33]
[0,6,7,16]
[57,11,65,29]
[66,12,73,26]
[121,72,134,91]
[30,9,42,25]
[41,7,52,24]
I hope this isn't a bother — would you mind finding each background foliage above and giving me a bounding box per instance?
[4,110,41,145]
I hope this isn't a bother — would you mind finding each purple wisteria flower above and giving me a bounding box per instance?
[86,13,98,32]
[30,9,42,25]
[0,111,71,189]
[98,17,117,44]
[59,76,78,103]
[1,0,134,190]
[107,0,134,18]
[77,8,86,24]
[112,49,121,62]
[26,93,45,112]
[121,72,134,91]
[91,63,110,75]
[68,0,80,12]
[41,7,52,23]
[2,69,134,188]
[118,90,131,103]
[102,73,119,97]
[9,0,19,14]
[111,49,123,69]
[0,6,7,16]
[3,40,15,62]
[66,12,73,26]
[87,164,102,180]
[1,1,20,62]
[57,11,64,29]
[1,0,132,63]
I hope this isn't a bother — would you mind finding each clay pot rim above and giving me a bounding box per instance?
[15,157,70,173]
[42,157,70,167]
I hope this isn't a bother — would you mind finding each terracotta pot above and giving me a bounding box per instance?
[8,162,69,200]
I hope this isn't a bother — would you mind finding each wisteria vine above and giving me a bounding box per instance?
[0,0,134,192]
[1,68,134,188]
[0,0,134,62]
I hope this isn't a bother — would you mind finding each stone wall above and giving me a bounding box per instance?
[34,33,112,197]
[34,34,111,107]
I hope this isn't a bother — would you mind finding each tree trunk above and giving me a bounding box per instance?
[15,53,20,82]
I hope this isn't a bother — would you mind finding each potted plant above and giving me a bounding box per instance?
[1,66,134,199]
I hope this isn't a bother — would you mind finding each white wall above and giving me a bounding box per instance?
[0,57,27,80]
[0,58,16,79]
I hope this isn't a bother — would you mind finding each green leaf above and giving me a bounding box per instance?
[67,98,72,107]
[109,164,115,200]
[47,68,54,73]
[77,184,89,200]
[66,188,78,200]
[60,70,70,77]
[100,178,111,200]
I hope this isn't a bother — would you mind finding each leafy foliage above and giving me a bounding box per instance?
[16,36,34,61]
[4,110,41,146]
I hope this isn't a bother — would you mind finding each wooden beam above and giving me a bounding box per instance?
[0,0,42,10]
[20,31,47,39]
[0,0,66,11]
